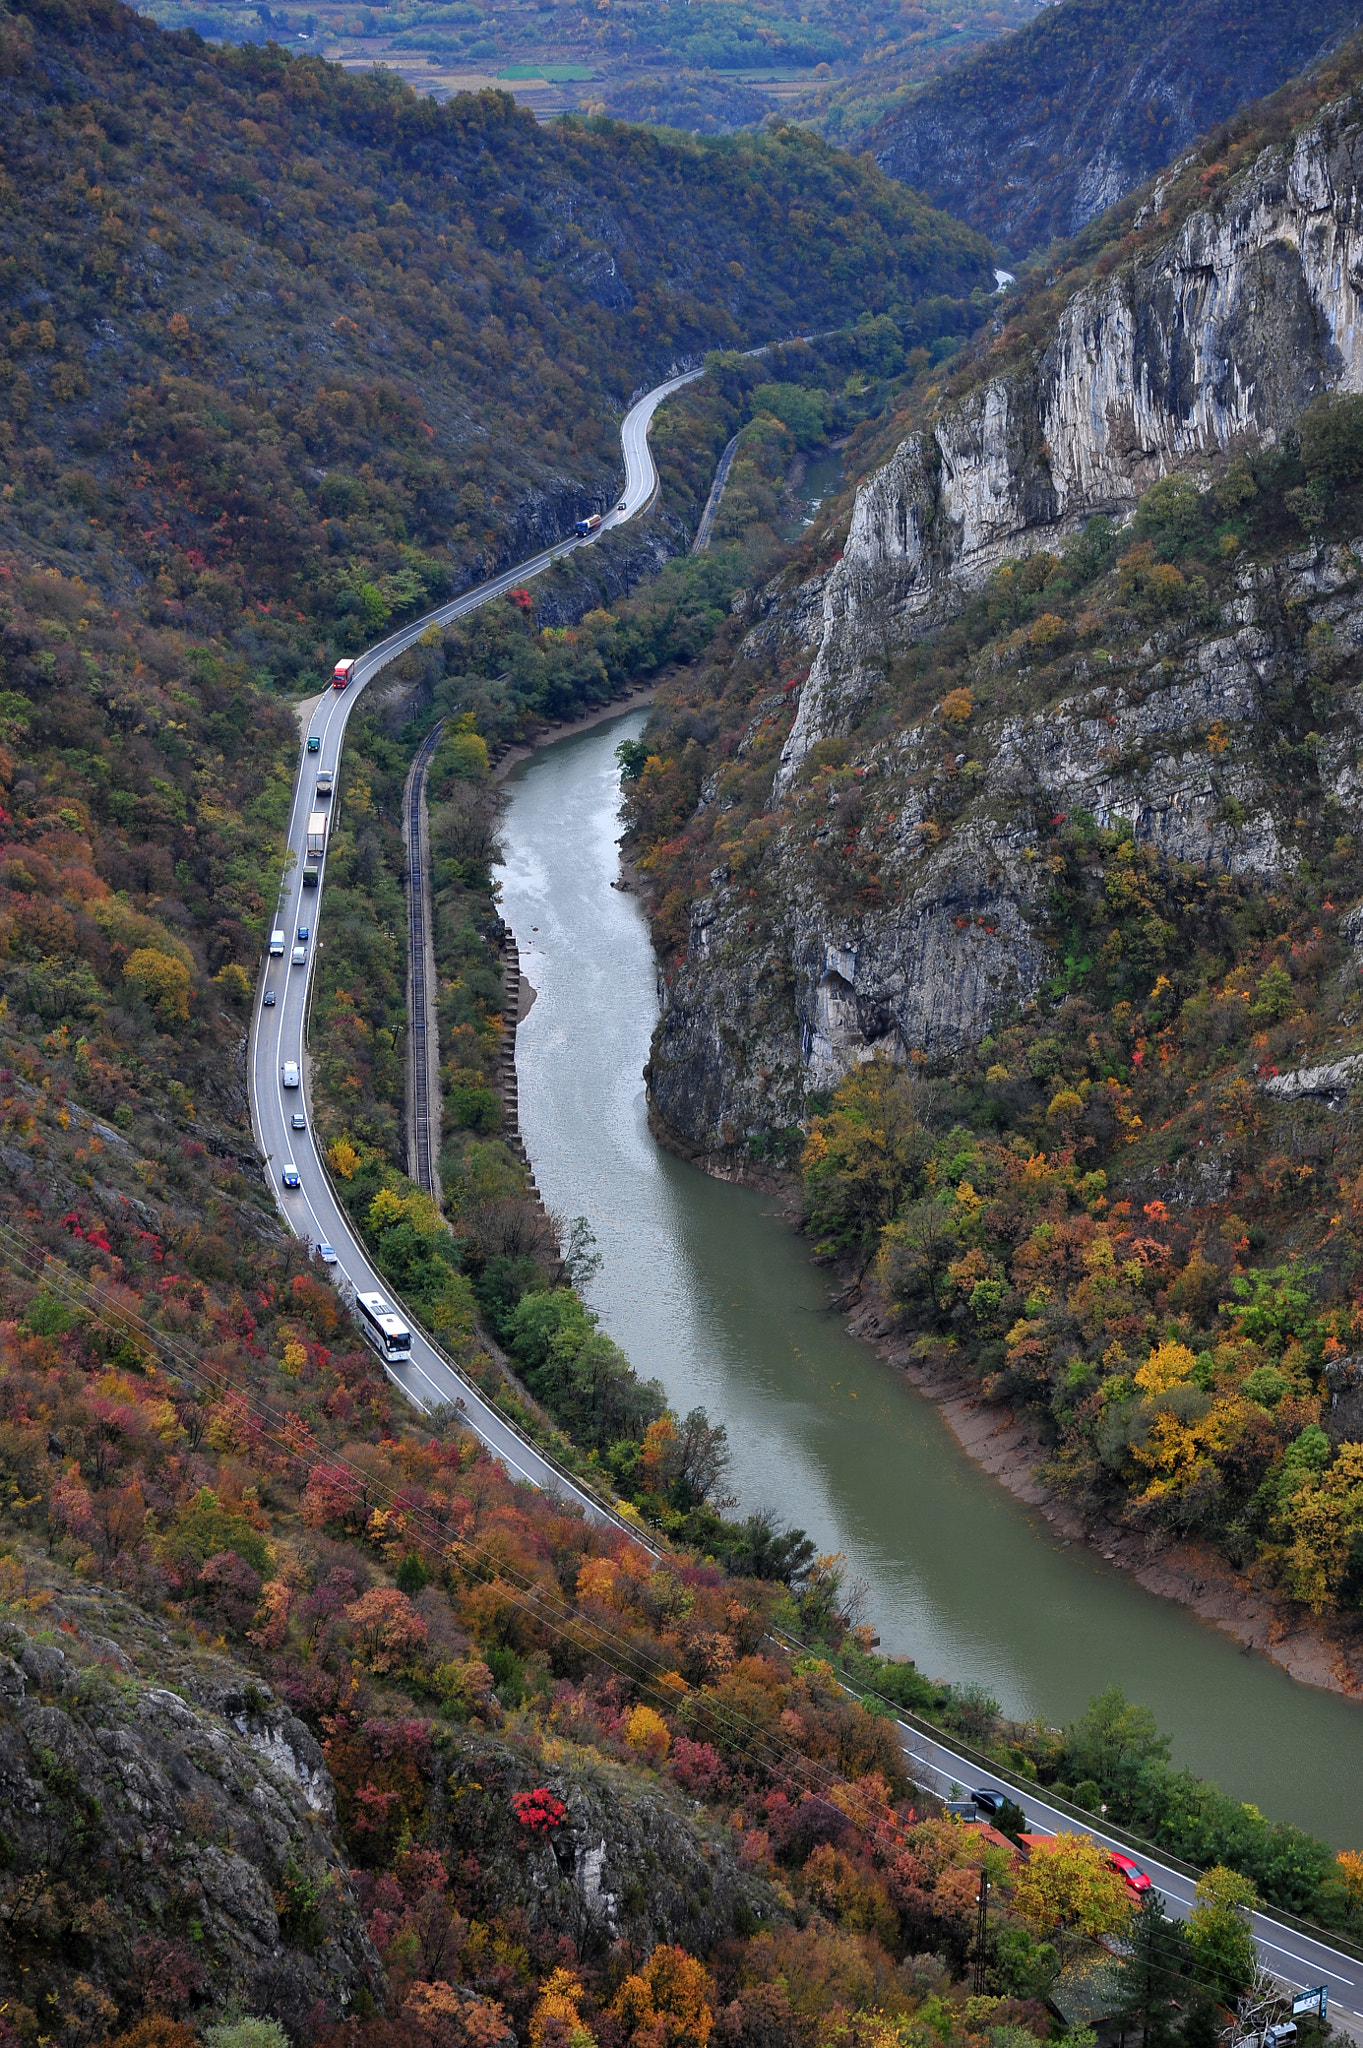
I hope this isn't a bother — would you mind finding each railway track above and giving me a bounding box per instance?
[403,716,447,1200]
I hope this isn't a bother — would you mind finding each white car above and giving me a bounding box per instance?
[291,1111,307,1131]
[291,943,307,965]
[316,1243,337,1265]
[282,1061,300,1088]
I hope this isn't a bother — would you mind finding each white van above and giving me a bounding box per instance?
[282,1061,300,1088]
[269,928,285,956]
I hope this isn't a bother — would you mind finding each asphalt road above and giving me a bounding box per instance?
[246,360,1363,2020]
[902,1724,1362,2038]
[246,364,702,1522]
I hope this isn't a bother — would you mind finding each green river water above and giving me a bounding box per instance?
[496,708,1363,1849]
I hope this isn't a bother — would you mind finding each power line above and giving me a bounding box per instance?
[0,1217,1305,2008]
[0,1215,931,1841]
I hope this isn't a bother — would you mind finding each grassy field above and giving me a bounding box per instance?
[136,0,1048,129]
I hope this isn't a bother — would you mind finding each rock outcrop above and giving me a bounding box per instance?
[444,1737,787,1958]
[779,113,1363,797]
[647,105,1363,1154]
[0,1576,378,2040]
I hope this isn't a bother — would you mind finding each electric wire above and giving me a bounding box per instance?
[0,1207,1344,2013]
[0,1213,930,1840]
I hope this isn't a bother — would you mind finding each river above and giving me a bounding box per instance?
[496,708,1363,1850]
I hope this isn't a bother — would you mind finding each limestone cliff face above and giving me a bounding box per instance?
[648,108,1363,1155]
[779,114,1363,798]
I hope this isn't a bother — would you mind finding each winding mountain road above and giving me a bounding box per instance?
[246,364,702,1523]
[245,364,1363,2026]
[894,1722,1363,2038]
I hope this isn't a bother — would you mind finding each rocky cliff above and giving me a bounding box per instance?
[783,111,1363,797]
[868,0,1363,257]
[0,1551,791,2041]
[646,97,1363,1153]
[0,1568,377,2042]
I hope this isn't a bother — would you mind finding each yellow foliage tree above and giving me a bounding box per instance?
[1334,1848,1363,1917]
[213,961,252,1004]
[1028,612,1069,648]
[1011,1832,1133,1940]
[1282,1441,1363,1611]
[442,713,490,783]
[123,947,191,1023]
[369,1186,409,1229]
[625,1702,671,1765]
[530,1969,595,2048]
[328,1137,359,1180]
[576,1557,620,1604]
[611,1945,713,2048]
[1135,1340,1198,1394]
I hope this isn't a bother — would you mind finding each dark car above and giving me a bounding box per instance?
[973,1791,1005,1817]
[306,734,321,753]
[297,922,310,942]
[262,988,277,1007]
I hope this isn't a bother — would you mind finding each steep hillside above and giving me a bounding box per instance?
[0,0,990,691]
[0,0,989,1426]
[623,66,1363,1639]
[868,0,1363,256]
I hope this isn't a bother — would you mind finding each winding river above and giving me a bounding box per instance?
[496,709,1363,1850]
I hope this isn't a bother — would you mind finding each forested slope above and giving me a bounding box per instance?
[868,0,1363,255]
[0,0,991,687]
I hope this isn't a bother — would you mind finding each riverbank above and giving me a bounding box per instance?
[642,1097,1363,1699]
[644,1098,803,1202]
[491,684,658,784]
[841,1287,1363,1701]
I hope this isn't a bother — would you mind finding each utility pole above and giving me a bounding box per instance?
[973,1870,989,1996]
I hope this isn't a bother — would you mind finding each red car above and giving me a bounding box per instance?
[1109,1853,1152,1895]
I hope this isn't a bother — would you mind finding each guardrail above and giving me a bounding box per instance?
[816,1652,1363,1966]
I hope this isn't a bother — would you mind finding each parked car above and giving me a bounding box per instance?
[1108,1853,1152,1895]
[291,1111,307,1131]
[307,734,321,753]
[262,988,276,1007]
[316,1242,337,1265]
[291,943,307,965]
[281,1164,300,1188]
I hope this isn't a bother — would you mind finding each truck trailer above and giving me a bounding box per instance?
[303,811,326,886]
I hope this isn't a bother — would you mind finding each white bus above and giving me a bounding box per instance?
[354,1291,412,1363]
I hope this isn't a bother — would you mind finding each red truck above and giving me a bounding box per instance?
[332,658,357,689]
